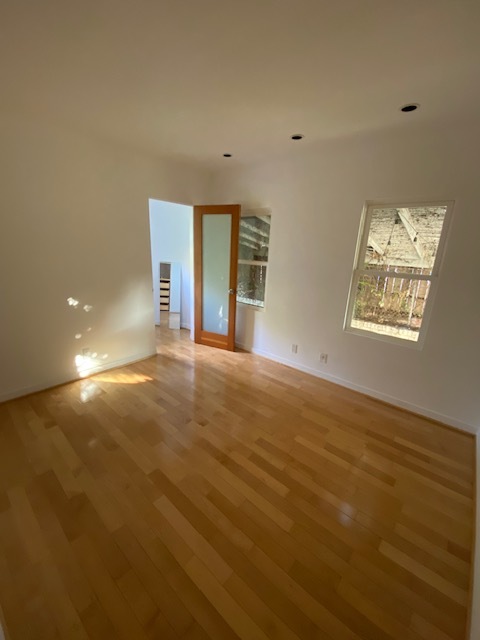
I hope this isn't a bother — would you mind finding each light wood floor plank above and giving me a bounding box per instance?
[0,326,474,639]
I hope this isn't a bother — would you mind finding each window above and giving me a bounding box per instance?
[237,212,271,307]
[345,202,453,345]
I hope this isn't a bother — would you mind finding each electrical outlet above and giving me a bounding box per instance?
[320,352,328,364]
[291,344,298,354]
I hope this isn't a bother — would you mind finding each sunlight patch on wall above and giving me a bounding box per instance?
[68,297,98,364]
[66,296,94,313]
[75,349,109,378]
[75,354,97,377]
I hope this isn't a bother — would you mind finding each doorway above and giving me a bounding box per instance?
[148,199,194,337]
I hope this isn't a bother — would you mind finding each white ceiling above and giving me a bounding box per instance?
[1,0,480,168]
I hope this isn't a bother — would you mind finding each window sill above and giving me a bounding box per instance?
[344,325,424,349]
[237,301,265,312]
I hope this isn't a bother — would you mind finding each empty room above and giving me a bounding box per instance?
[0,1,479,639]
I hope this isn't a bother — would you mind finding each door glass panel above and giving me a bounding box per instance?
[202,214,231,335]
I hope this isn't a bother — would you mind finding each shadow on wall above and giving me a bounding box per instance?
[235,305,257,349]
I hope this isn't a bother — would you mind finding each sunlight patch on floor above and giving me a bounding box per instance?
[94,372,153,385]
[79,380,103,403]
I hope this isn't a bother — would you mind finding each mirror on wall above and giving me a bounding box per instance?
[159,261,181,329]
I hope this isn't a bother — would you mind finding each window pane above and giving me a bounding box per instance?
[239,216,270,261]
[237,264,267,307]
[351,274,432,342]
[362,206,447,274]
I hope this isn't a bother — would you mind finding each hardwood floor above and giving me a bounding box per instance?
[0,326,475,640]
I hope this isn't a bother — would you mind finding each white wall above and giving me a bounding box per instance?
[0,111,211,401]
[212,121,480,432]
[148,200,193,329]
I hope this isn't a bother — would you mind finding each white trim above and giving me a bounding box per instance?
[237,301,265,312]
[345,324,422,349]
[0,350,157,403]
[357,269,433,281]
[235,341,477,434]
[241,207,272,218]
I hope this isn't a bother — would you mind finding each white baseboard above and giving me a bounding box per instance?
[236,342,477,434]
[0,350,157,404]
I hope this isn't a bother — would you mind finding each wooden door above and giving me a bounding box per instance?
[194,204,240,350]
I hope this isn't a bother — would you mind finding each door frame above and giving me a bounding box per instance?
[194,204,240,351]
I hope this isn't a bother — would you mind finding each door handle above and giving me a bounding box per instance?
[228,288,236,295]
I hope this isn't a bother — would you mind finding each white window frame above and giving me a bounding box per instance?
[237,209,271,310]
[344,200,454,349]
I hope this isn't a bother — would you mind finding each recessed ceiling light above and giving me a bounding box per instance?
[400,104,419,113]
[291,134,304,140]
[223,153,232,157]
